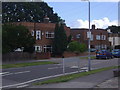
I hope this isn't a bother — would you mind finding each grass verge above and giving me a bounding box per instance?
[33,65,120,85]
[80,56,96,59]
[2,61,58,69]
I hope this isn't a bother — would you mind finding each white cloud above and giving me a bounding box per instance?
[69,17,118,29]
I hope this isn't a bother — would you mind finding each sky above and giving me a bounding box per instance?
[45,1,118,29]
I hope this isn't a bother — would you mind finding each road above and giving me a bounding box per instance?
[1,57,119,89]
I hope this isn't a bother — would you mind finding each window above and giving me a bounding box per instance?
[31,30,34,36]
[76,34,80,38]
[43,45,52,53]
[101,44,107,49]
[96,35,100,40]
[35,46,42,52]
[90,34,93,41]
[95,45,101,50]
[36,30,41,40]
[45,32,54,38]
[101,35,106,40]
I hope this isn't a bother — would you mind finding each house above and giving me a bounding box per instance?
[108,33,120,49]
[13,16,71,53]
[71,25,110,50]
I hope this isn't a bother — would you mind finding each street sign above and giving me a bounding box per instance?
[87,31,91,38]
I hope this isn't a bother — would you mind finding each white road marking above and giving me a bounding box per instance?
[1,71,80,88]
[2,73,13,76]
[48,67,61,70]
[14,71,30,74]
[0,72,9,75]
[70,66,78,69]
[80,67,88,70]
[16,84,29,88]
[2,71,30,76]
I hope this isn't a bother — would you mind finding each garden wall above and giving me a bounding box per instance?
[2,52,51,62]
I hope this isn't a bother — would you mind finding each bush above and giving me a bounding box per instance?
[67,41,87,53]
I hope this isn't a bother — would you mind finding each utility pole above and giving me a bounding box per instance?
[88,1,91,71]
[82,0,91,71]
[62,56,65,75]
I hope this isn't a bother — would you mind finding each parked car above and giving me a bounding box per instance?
[96,50,113,59]
[90,48,96,52]
[112,49,120,58]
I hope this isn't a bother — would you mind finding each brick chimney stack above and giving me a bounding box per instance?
[92,24,95,30]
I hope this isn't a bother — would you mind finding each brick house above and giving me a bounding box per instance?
[71,25,110,50]
[13,17,71,53]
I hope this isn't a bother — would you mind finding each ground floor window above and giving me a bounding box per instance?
[95,45,107,50]
[43,45,52,53]
[35,46,42,52]
[91,45,95,48]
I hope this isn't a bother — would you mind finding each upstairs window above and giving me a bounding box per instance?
[36,30,41,40]
[101,35,106,40]
[96,35,100,40]
[31,30,34,36]
[76,34,80,38]
[45,32,54,39]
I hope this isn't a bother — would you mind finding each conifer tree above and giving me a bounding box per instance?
[53,23,67,56]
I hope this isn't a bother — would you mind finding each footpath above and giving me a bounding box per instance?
[30,69,119,88]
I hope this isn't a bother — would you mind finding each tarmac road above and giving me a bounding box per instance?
[1,57,119,89]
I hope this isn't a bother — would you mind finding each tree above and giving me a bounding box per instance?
[78,43,87,52]
[2,24,35,54]
[2,2,63,23]
[67,41,87,53]
[107,26,120,33]
[52,23,68,55]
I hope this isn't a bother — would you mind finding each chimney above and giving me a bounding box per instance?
[92,24,95,30]
[43,15,49,23]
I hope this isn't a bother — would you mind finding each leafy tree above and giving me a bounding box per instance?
[78,43,87,52]
[52,23,68,55]
[107,26,120,33]
[2,2,64,23]
[2,24,35,54]
[67,41,79,52]
[67,41,87,53]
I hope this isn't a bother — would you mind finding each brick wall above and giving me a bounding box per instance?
[2,52,35,62]
[35,52,51,59]
[63,51,95,58]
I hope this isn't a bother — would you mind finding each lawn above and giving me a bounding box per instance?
[2,61,58,69]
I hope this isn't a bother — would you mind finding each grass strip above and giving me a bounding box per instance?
[34,65,120,85]
[2,61,58,69]
[80,56,96,59]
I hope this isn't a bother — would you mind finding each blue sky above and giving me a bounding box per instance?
[46,1,118,29]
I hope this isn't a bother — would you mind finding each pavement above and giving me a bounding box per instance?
[30,69,120,88]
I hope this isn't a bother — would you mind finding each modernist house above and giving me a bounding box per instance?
[71,25,110,50]
[13,17,71,53]
[108,33,120,49]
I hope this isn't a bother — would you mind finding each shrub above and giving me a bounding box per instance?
[67,41,87,53]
